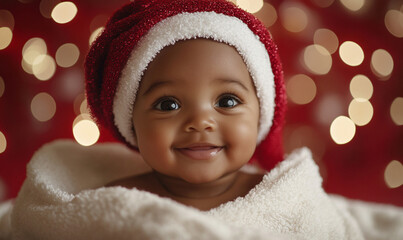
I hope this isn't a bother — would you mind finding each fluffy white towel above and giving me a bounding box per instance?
[1,140,402,240]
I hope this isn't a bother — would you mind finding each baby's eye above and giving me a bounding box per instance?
[154,98,180,111]
[216,95,241,108]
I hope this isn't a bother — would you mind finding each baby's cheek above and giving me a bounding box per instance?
[224,119,258,155]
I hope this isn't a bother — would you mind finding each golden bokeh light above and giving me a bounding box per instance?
[330,116,356,144]
[56,43,80,68]
[89,27,104,46]
[73,117,100,146]
[370,49,394,79]
[303,44,332,75]
[0,131,6,154]
[80,99,90,114]
[254,2,277,28]
[90,14,108,33]
[22,38,47,65]
[339,41,364,66]
[348,99,373,126]
[286,74,317,104]
[384,160,403,188]
[280,6,308,33]
[0,10,15,30]
[313,28,339,54]
[40,0,61,19]
[0,76,4,98]
[51,1,78,24]
[349,75,373,100]
[21,59,34,74]
[311,0,335,8]
[237,0,264,13]
[0,27,12,50]
[31,92,57,122]
[32,54,56,81]
[384,9,403,38]
[339,0,365,12]
[390,97,403,125]
[315,94,344,125]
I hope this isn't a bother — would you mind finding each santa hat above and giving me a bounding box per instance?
[85,0,286,171]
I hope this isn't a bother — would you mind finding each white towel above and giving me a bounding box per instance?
[1,140,402,239]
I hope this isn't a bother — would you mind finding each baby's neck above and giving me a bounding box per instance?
[154,171,239,199]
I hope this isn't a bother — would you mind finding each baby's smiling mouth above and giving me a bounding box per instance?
[175,144,223,160]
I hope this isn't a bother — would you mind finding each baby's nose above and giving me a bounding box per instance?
[183,107,217,132]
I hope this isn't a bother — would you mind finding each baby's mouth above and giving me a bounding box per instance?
[176,144,223,160]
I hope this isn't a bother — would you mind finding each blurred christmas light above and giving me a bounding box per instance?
[330,116,356,144]
[0,10,15,30]
[0,131,6,154]
[370,49,394,79]
[21,59,34,74]
[339,0,365,12]
[390,97,403,126]
[349,75,373,100]
[302,44,332,75]
[73,116,100,147]
[339,41,364,66]
[90,15,108,33]
[236,0,263,13]
[313,28,339,54]
[56,43,80,68]
[286,74,317,104]
[32,54,56,81]
[280,5,308,33]
[253,2,277,28]
[384,9,403,38]
[0,76,4,98]
[40,0,61,19]
[0,27,12,50]
[311,0,335,8]
[31,92,57,122]
[89,27,104,46]
[348,99,373,126]
[51,1,77,24]
[22,38,47,65]
[80,99,90,114]
[315,94,344,125]
[384,160,403,188]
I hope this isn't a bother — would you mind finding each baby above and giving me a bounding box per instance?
[2,0,402,239]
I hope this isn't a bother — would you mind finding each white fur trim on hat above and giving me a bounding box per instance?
[114,11,275,146]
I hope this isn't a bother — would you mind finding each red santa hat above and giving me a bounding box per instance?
[85,0,286,171]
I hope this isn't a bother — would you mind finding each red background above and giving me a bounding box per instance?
[0,0,402,206]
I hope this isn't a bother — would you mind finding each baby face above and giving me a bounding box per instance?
[132,39,260,184]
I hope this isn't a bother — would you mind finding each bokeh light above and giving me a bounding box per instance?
[390,97,403,125]
[32,55,56,81]
[73,115,100,146]
[22,38,47,66]
[40,0,61,19]
[0,27,12,50]
[254,2,277,28]
[280,5,309,33]
[330,116,356,144]
[89,27,104,45]
[384,160,403,188]
[51,1,78,24]
[56,43,80,68]
[31,92,57,122]
[314,28,339,54]
[0,131,6,154]
[286,74,317,104]
[303,44,332,75]
[311,0,335,8]
[370,49,394,79]
[0,76,4,98]
[237,0,263,13]
[0,10,15,30]
[316,94,344,125]
[349,75,373,100]
[339,0,365,12]
[89,14,108,33]
[384,9,403,38]
[348,99,373,126]
[339,41,364,66]
[80,99,90,114]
